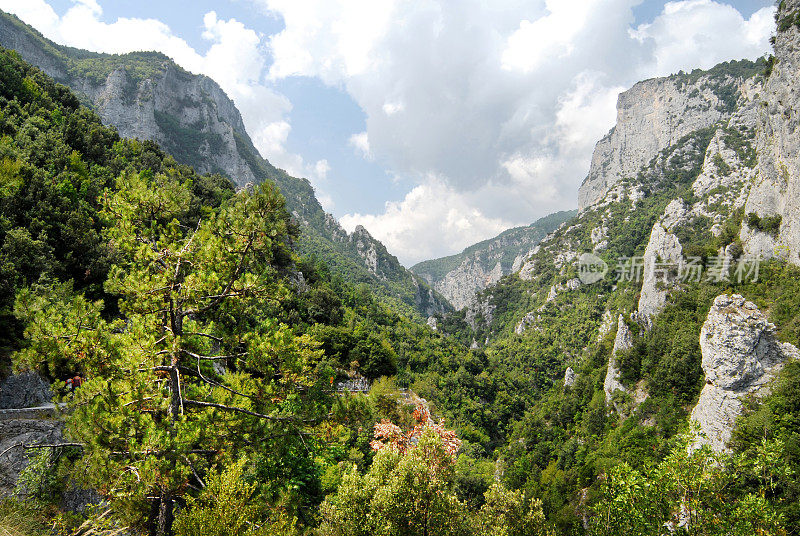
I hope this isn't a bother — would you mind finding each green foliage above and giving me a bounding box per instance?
[174,459,298,536]
[765,54,776,77]
[0,500,51,536]
[777,9,800,32]
[14,449,64,505]
[590,432,787,536]
[732,360,800,532]
[319,429,552,536]
[747,212,782,236]
[712,153,730,175]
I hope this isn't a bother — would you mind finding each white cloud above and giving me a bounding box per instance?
[257,0,773,263]
[348,131,372,159]
[630,1,775,76]
[501,0,598,73]
[2,0,777,265]
[340,179,510,266]
[0,0,334,202]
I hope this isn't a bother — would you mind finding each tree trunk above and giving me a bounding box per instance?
[149,494,174,536]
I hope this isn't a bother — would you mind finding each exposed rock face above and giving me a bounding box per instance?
[636,77,762,321]
[426,316,438,331]
[578,72,737,211]
[691,295,798,451]
[0,412,63,496]
[464,295,496,332]
[743,0,800,264]
[0,372,52,409]
[564,367,576,388]
[0,11,449,318]
[547,278,582,303]
[412,211,574,310]
[638,200,688,319]
[604,315,632,405]
[515,311,538,335]
[423,258,505,312]
[597,310,615,341]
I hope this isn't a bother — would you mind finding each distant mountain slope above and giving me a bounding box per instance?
[411,210,575,309]
[0,10,449,317]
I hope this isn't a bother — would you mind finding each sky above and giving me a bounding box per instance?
[0,0,776,266]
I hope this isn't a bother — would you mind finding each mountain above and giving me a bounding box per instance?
[0,10,450,318]
[4,2,800,533]
[411,210,575,309]
[420,25,800,529]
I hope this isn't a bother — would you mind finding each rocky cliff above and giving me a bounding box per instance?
[691,294,797,451]
[578,62,763,211]
[0,10,449,317]
[412,210,575,310]
[743,0,800,264]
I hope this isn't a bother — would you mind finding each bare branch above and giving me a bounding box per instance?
[182,399,302,422]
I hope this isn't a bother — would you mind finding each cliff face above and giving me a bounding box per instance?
[578,66,755,211]
[411,211,575,310]
[0,11,450,317]
[743,0,800,264]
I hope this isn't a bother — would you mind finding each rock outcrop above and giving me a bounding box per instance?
[690,294,798,451]
[564,367,576,388]
[604,315,632,406]
[464,294,496,332]
[0,373,60,497]
[0,372,52,409]
[638,200,688,319]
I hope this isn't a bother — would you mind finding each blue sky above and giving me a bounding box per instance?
[0,0,776,265]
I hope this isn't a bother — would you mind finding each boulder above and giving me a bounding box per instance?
[690,294,798,451]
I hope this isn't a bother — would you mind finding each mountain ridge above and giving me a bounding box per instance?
[0,10,451,318]
[411,210,576,309]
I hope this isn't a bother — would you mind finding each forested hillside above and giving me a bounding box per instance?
[0,10,450,319]
[2,1,800,536]
[412,210,576,309]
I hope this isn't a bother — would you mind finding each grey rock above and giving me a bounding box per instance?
[0,372,52,409]
[426,316,438,331]
[578,72,739,211]
[564,367,576,388]
[515,311,538,335]
[638,200,687,320]
[464,295,496,331]
[690,294,797,451]
[0,416,63,497]
[604,315,632,406]
[743,0,800,264]
[61,484,102,513]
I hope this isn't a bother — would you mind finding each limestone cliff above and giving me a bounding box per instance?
[0,10,449,317]
[578,62,762,211]
[411,211,574,310]
[691,295,797,451]
[743,0,800,263]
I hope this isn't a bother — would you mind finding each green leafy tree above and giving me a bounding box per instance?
[173,459,298,536]
[14,172,328,535]
[590,432,786,536]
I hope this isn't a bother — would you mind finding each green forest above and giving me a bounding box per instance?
[0,18,798,536]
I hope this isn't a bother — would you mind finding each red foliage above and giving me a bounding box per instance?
[370,403,461,459]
